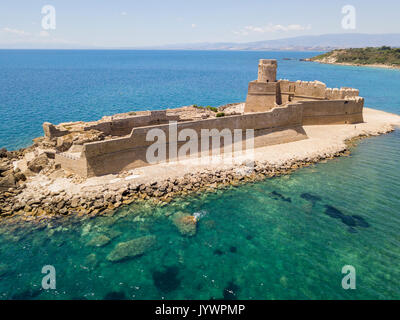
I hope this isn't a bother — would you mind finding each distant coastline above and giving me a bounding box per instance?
[305,47,400,70]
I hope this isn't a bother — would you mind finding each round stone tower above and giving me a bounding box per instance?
[257,59,277,83]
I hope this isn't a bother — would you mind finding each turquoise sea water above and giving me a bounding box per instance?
[0,51,400,300]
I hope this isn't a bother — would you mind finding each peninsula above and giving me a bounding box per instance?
[306,47,400,69]
[1,59,400,223]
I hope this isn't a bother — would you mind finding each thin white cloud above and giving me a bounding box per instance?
[2,27,31,36]
[234,23,311,36]
[191,24,197,28]
[121,12,127,16]
[39,30,50,37]
[0,27,75,46]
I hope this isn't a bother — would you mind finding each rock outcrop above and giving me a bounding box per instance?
[106,235,156,262]
[172,212,197,237]
[86,234,111,247]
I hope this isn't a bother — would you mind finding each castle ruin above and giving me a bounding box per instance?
[40,59,364,177]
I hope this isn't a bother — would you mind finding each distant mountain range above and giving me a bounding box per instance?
[142,33,400,51]
[2,33,400,51]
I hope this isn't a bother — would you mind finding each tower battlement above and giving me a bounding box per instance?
[245,59,364,114]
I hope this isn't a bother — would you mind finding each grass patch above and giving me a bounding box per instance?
[193,105,219,112]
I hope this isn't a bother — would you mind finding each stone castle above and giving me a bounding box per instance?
[40,59,364,177]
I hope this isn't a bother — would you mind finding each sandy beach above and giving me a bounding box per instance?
[307,58,400,70]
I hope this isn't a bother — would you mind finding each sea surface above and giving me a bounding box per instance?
[0,50,399,300]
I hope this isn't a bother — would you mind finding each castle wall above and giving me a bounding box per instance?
[55,153,88,177]
[44,111,180,140]
[298,98,364,125]
[54,96,364,177]
[67,104,306,177]
[292,81,327,101]
[245,81,277,112]
[325,87,359,100]
[84,111,182,136]
[244,59,278,113]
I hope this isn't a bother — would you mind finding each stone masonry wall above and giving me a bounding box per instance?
[57,104,307,177]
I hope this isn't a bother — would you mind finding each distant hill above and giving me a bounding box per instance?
[146,33,400,51]
[306,46,400,69]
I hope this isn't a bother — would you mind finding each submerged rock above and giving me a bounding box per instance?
[103,291,127,300]
[86,234,111,247]
[340,215,357,227]
[106,235,156,262]
[269,191,291,203]
[172,212,197,237]
[300,193,322,203]
[223,281,240,300]
[325,205,369,230]
[152,266,181,293]
[324,205,345,219]
[11,288,42,300]
[352,215,370,228]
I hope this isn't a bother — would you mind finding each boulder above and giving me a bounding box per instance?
[106,235,156,262]
[56,135,73,152]
[27,154,49,173]
[0,163,9,173]
[0,174,16,191]
[0,148,7,158]
[14,172,26,182]
[86,234,111,247]
[172,212,197,237]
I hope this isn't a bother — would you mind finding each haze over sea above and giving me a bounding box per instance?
[0,50,399,300]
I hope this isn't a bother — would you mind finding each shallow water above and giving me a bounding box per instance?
[1,131,399,300]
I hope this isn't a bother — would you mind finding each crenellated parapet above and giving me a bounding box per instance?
[325,87,360,100]
[292,80,327,101]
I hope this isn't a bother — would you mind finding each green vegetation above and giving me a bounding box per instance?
[216,112,225,118]
[127,111,137,116]
[193,105,219,112]
[311,46,400,66]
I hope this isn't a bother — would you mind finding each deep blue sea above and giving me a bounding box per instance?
[0,50,400,300]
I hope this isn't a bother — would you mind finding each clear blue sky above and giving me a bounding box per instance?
[0,0,399,48]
